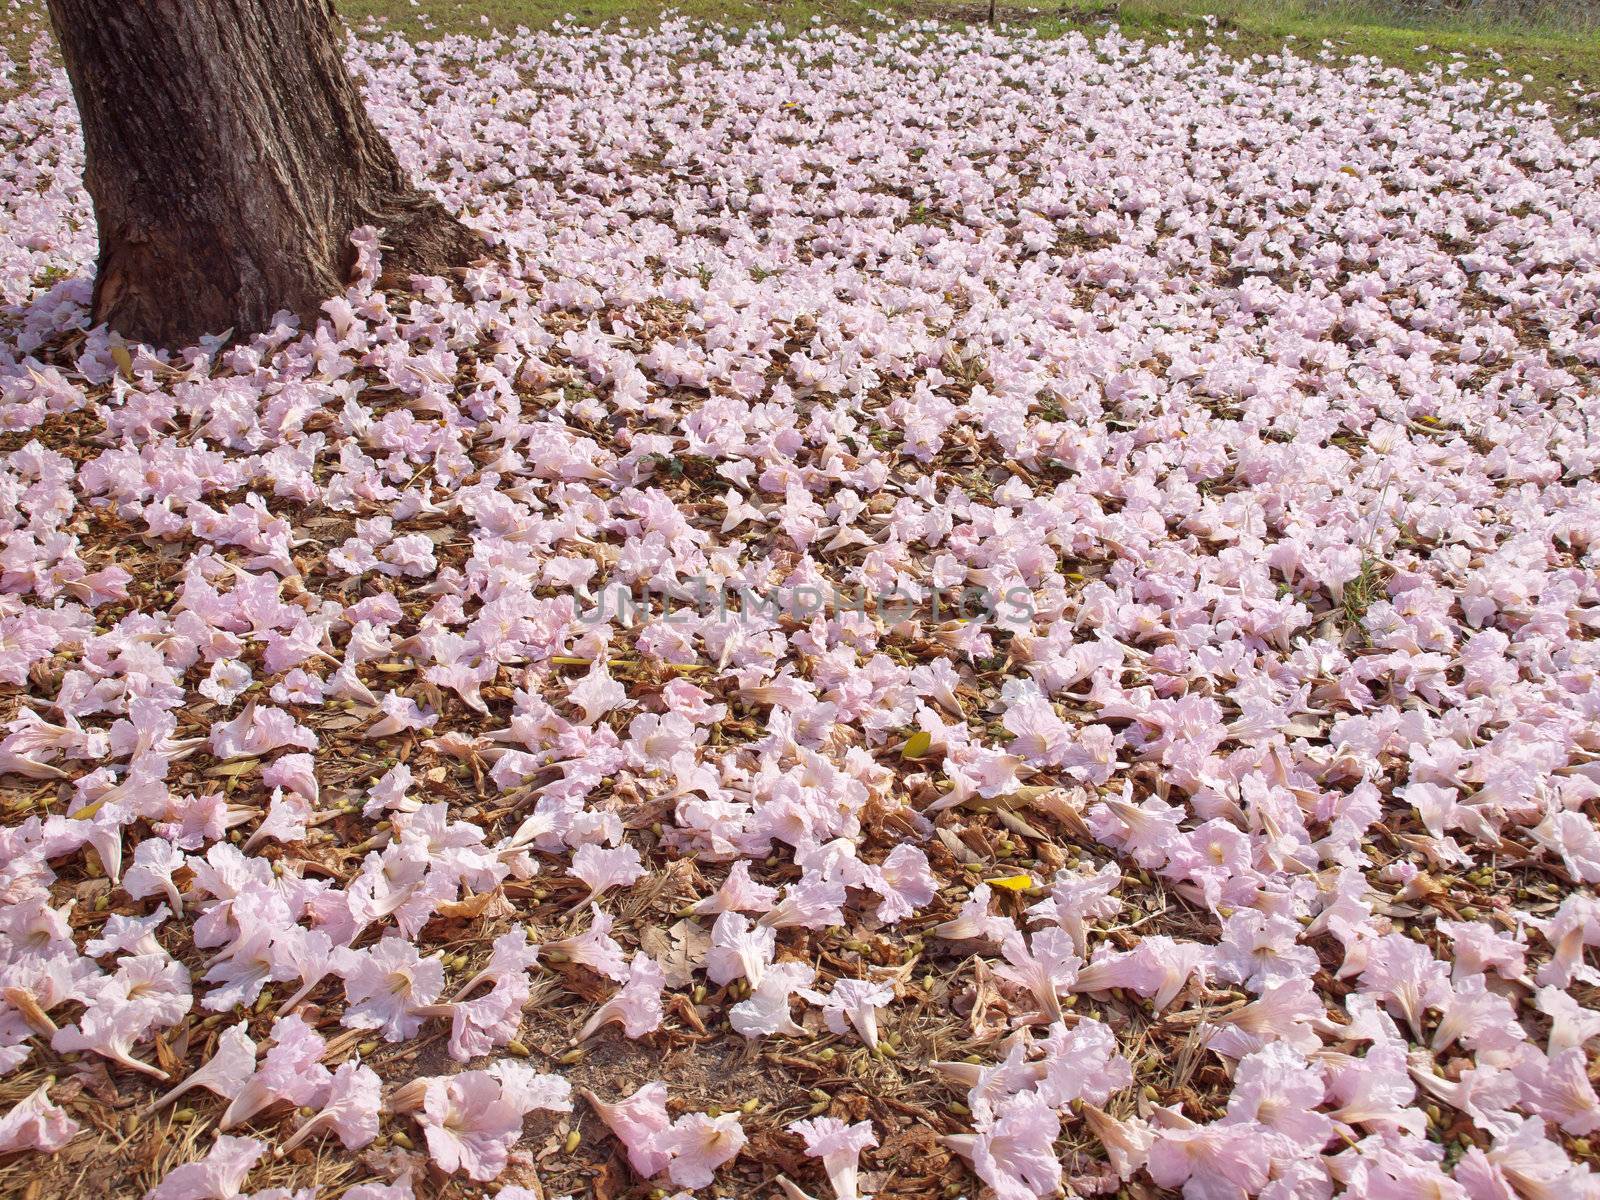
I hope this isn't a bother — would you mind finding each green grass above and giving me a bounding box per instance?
[328,0,1598,124]
[3,0,1596,127]
[1032,0,1600,124]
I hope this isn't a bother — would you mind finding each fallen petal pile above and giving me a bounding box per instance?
[1,6,1598,1199]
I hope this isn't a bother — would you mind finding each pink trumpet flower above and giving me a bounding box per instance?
[993,927,1080,1022]
[706,910,776,988]
[275,1059,381,1155]
[799,977,895,1049]
[942,1093,1062,1200]
[568,842,646,906]
[691,860,778,916]
[149,1021,255,1112]
[51,999,170,1080]
[1026,862,1121,955]
[787,1117,878,1200]
[0,1081,80,1154]
[1073,935,1206,1014]
[576,953,665,1041]
[451,926,540,1001]
[929,883,1013,943]
[123,838,188,915]
[144,1135,266,1200]
[403,1063,571,1181]
[656,1110,747,1190]
[582,1081,673,1178]
[219,1014,330,1130]
[543,904,629,982]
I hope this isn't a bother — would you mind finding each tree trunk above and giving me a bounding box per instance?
[44,0,487,350]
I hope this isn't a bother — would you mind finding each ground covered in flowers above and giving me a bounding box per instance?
[1,8,1599,1200]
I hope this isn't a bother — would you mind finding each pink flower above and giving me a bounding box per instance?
[800,977,895,1049]
[788,1117,877,1200]
[84,907,169,958]
[413,1064,571,1181]
[626,711,700,767]
[934,1035,1038,1123]
[1535,985,1600,1056]
[145,1135,265,1200]
[656,1110,747,1190]
[1146,1111,1271,1200]
[1356,934,1450,1041]
[260,752,318,806]
[365,692,435,739]
[931,883,1012,943]
[568,658,631,724]
[220,1014,330,1130]
[337,937,445,1041]
[1026,862,1121,955]
[1453,1116,1599,1200]
[707,910,776,988]
[569,842,646,905]
[1323,1042,1425,1137]
[761,874,847,931]
[1411,1060,1523,1141]
[866,845,937,924]
[943,1093,1061,1200]
[691,859,779,916]
[543,904,629,982]
[150,1020,256,1113]
[1205,977,1324,1058]
[1000,685,1076,767]
[993,927,1080,1022]
[268,926,338,1017]
[1529,893,1600,988]
[452,926,540,1001]
[276,1059,380,1154]
[731,961,815,1039]
[433,975,530,1061]
[1511,1046,1600,1136]
[0,1081,79,1154]
[209,701,316,759]
[1074,935,1206,1013]
[1034,1017,1132,1109]
[1087,794,1183,869]
[0,950,93,1038]
[582,1081,673,1177]
[51,996,170,1080]
[1436,918,1529,984]
[1222,1043,1331,1148]
[123,837,188,915]
[1431,972,1525,1055]
[1211,910,1318,994]
[577,954,665,1041]
[1081,1104,1153,1180]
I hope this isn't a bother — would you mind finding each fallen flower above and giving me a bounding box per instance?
[581,1081,673,1178]
[799,976,895,1049]
[405,1063,571,1181]
[655,1110,747,1190]
[145,1135,266,1200]
[0,1080,79,1154]
[787,1116,878,1200]
[275,1059,381,1154]
[576,953,666,1041]
[149,1020,255,1112]
[943,1092,1061,1200]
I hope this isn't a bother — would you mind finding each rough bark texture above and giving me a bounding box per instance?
[44,0,487,349]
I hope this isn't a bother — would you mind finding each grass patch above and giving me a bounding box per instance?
[4,0,1598,123]
[328,0,1598,124]
[1340,554,1389,639]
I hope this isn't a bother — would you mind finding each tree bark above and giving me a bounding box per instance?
[44,0,487,349]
